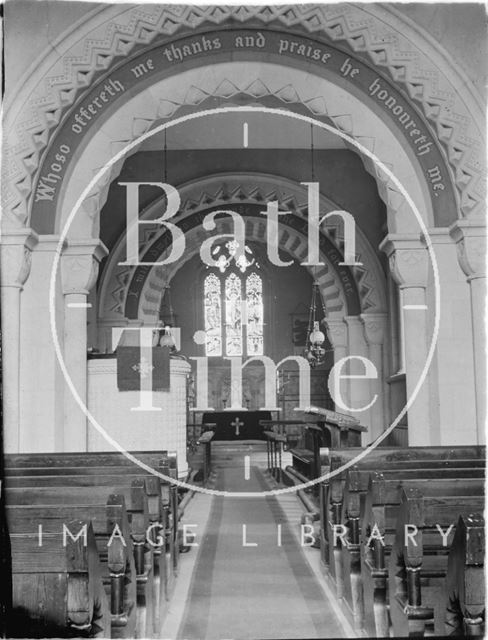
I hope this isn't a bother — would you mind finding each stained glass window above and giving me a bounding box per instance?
[204,244,263,357]
[246,273,264,355]
[225,273,243,356]
[204,273,222,356]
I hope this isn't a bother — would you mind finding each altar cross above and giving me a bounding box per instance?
[231,417,244,436]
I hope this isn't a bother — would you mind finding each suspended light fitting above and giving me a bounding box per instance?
[303,125,332,367]
[303,280,329,368]
[157,284,177,349]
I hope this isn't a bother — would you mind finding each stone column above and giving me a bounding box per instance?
[61,240,108,451]
[450,219,486,444]
[361,313,387,441]
[344,315,373,433]
[0,230,38,452]
[324,318,349,412]
[380,235,431,445]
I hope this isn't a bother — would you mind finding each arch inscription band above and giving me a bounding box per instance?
[32,28,456,230]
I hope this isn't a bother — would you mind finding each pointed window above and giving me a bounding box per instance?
[204,273,222,356]
[204,244,263,357]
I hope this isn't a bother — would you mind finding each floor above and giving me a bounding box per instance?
[162,450,350,640]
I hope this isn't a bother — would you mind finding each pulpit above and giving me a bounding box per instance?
[87,355,190,477]
[201,411,272,440]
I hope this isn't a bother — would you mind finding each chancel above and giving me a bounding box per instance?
[1,2,486,639]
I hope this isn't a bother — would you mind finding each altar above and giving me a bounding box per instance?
[201,411,272,441]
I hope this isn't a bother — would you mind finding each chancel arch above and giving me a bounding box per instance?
[3,4,484,231]
[52,62,435,241]
[1,3,484,460]
[1,8,486,638]
[97,174,387,326]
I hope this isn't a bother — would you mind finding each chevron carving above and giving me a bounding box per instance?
[102,181,382,322]
[2,3,485,227]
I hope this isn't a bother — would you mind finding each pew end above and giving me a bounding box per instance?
[9,519,111,638]
[445,513,485,637]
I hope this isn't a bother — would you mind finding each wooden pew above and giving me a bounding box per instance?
[7,496,137,638]
[4,452,180,604]
[318,446,485,632]
[197,430,214,485]
[4,450,171,470]
[355,474,484,634]
[320,446,485,569]
[444,513,485,637]
[8,517,111,638]
[321,456,483,584]
[0,483,12,638]
[388,487,484,637]
[323,445,486,467]
[5,483,155,639]
[5,471,170,633]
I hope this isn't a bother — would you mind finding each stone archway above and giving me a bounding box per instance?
[54,66,431,242]
[98,174,387,327]
[3,4,484,230]
[2,4,485,452]
[94,172,390,440]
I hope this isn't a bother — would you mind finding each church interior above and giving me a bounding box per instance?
[0,2,486,638]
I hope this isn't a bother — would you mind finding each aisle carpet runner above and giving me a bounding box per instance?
[178,466,344,639]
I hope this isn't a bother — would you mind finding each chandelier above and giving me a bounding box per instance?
[211,240,256,274]
[303,280,329,368]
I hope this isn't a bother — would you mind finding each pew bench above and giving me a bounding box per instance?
[7,498,137,638]
[350,474,484,633]
[388,487,485,638]
[444,513,485,637]
[4,461,181,601]
[317,446,485,636]
[8,517,110,638]
[321,449,485,572]
[5,472,174,632]
[5,483,156,638]
[197,430,214,485]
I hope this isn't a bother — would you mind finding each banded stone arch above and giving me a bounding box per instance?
[3,3,484,228]
[98,173,387,328]
[57,61,430,246]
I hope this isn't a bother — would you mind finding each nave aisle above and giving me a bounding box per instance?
[163,464,352,639]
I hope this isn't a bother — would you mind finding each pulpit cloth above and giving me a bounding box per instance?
[116,345,170,391]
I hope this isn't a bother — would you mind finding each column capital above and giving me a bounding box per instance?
[324,318,348,349]
[360,313,387,346]
[449,218,487,280]
[0,229,38,288]
[62,239,108,295]
[379,233,429,288]
[343,315,362,328]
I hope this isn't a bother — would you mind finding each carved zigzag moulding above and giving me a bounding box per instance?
[3,3,485,226]
[102,181,382,321]
[77,80,409,238]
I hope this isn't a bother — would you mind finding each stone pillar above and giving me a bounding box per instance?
[344,315,373,436]
[380,235,431,445]
[324,318,349,412]
[61,240,108,451]
[0,230,38,452]
[450,219,486,444]
[361,313,387,441]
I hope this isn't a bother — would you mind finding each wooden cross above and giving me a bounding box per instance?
[231,417,244,436]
